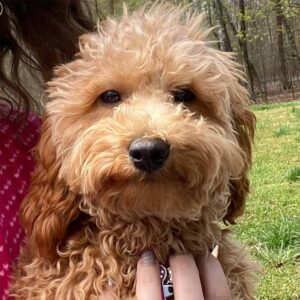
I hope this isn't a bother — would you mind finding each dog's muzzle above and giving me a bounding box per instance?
[129,138,170,173]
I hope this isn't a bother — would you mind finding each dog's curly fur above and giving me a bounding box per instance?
[12,3,259,299]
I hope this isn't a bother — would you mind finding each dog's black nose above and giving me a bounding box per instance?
[129,138,170,172]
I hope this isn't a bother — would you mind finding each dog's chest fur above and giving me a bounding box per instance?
[47,209,219,298]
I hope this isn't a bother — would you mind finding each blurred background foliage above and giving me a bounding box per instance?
[96,0,300,102]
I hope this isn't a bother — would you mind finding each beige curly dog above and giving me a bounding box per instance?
[12,3,259,299]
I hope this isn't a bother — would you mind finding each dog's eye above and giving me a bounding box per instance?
[171,88,196,103]
[99,90,121,103]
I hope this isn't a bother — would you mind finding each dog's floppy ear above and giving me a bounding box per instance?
[20,116,80,258]
[225,87,256,224]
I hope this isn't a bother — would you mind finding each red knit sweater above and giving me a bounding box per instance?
[0,112,41,299]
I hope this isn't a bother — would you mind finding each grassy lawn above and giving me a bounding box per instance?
[233,100,300,299]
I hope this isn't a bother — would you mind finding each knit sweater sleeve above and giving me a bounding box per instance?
[0,113,41,299]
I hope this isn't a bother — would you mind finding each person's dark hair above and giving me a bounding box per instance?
[0,0,96,122]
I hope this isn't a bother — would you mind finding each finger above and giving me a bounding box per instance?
[136,251,162,300]
[197,253,231,300]
[169,254,204,300]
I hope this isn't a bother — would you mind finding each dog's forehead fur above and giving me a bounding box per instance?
[48,4,245,122]
[82,5,209,65]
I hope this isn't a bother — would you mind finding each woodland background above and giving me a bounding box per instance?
[96,0,300,102]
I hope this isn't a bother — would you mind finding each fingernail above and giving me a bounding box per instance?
[141,250,157,265]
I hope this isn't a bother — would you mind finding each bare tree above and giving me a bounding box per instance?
[283,18,300,66]
[212,0,232,51]
[218,0,262,98]
[273,0,290,89]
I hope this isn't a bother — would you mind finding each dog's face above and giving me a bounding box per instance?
[46,5,253,220]
[21,5,255,256]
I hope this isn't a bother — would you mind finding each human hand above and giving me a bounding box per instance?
[136,251,231,300]
[99,250,231,300]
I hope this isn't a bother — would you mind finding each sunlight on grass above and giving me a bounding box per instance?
[234,100,300,299]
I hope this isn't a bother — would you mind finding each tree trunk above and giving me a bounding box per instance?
[109,0,115,16]
[238,0,259,98]
[282,17,300,66]
[212,0,232,52]
[219,0,263,99]
[273,0,289,90]
[265,12,277,83]
[205,0,219,41]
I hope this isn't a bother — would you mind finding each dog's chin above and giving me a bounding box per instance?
[91,176,208,220]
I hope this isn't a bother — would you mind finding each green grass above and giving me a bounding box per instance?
[252,101,300,111]
[285,166,300,182]
[273,126,291,137]
[291,107,300,119]
[257,214,300,267]
[234,100,300,299]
